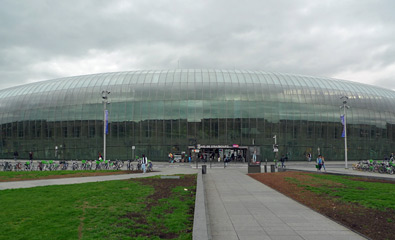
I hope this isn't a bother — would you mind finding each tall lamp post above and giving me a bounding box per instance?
[102,90,110,161]
[340,96,350,169]
[273,135,278,161]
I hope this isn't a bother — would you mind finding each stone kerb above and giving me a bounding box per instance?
[192,171,210,239]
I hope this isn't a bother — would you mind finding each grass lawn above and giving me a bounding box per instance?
[285,173,395,210]
[0,175,196,240]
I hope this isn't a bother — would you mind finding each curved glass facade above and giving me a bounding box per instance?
[0,69,394,161]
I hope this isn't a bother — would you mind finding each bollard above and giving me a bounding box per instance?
[264,165,267,173]
[270,164,275,172]
[202,165,207,174]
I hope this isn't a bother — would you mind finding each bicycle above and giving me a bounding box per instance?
[14,162,23,171]
[126,160,134,171]
[80,160,87,170]
[136,159,142,171]
[95,160,101,170]
[3,162,13,171]
[24,161,34,171]
[147,161,153,172]
[72,160,79,170]
[60,161,68,170]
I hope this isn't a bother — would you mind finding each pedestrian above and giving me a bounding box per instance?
[316,155,322,172]
[280,155,286,168]
[29,151,33,161]
[141,154,148,174]
[188,155,191,163]
[322,155,326,172]
[13,151,18,160]
[252,150,257,163]
[307,152,312,162]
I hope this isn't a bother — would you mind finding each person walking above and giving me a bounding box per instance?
[252,150,257,163]
[316,155,323,172]
[307,152,312,162]
[322,155,326,172]
[280,155,286,168]
[141,154,148,174]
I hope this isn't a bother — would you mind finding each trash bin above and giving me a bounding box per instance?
[270,164,275,172]
[202,165,207,174]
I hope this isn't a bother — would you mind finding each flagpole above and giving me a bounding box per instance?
[344,105,348,169]
[340,96,350,169]
[102,90,110,162]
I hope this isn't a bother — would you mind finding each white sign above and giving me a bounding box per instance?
[132,146,135,150]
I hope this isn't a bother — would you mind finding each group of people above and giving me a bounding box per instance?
[12,151,33,160]
[168,152,192,163]
[306,152,326,172]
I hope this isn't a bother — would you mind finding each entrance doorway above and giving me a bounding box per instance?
[188,144,248,163]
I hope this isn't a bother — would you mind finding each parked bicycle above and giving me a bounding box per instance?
[352,159,394,174]
[126,160,134,171]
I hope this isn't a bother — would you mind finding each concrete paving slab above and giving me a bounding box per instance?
[0,167,198,190]
[204,168,366,240]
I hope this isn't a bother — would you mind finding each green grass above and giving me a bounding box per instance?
[0,170,121,181]
[286,173,395,210]
[0,175,196,240]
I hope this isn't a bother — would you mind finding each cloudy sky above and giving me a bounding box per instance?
[1,0,395,90]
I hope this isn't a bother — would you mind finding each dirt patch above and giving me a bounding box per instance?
[122,175,196,239]
[249,171,395,240]
[0,170,148,182]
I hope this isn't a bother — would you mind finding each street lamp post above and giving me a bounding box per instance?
[273,135,278,161]
[340,96,350,169]
[102,90,110,161]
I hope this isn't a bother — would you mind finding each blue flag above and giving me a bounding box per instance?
[105,110,109,134]
[340,115,345,137]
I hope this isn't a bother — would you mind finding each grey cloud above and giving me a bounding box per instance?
[1,0,395,90]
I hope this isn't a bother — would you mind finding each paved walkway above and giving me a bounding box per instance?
[0,167,197,190]
[285,161,395,181]
[204,167,366,240]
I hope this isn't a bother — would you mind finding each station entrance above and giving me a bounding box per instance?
[188,144,248,163]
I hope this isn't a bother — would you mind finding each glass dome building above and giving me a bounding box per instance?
[0,69,394,161]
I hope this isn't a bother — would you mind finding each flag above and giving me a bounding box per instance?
[340,115,345,137]
[105,110,109,134]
